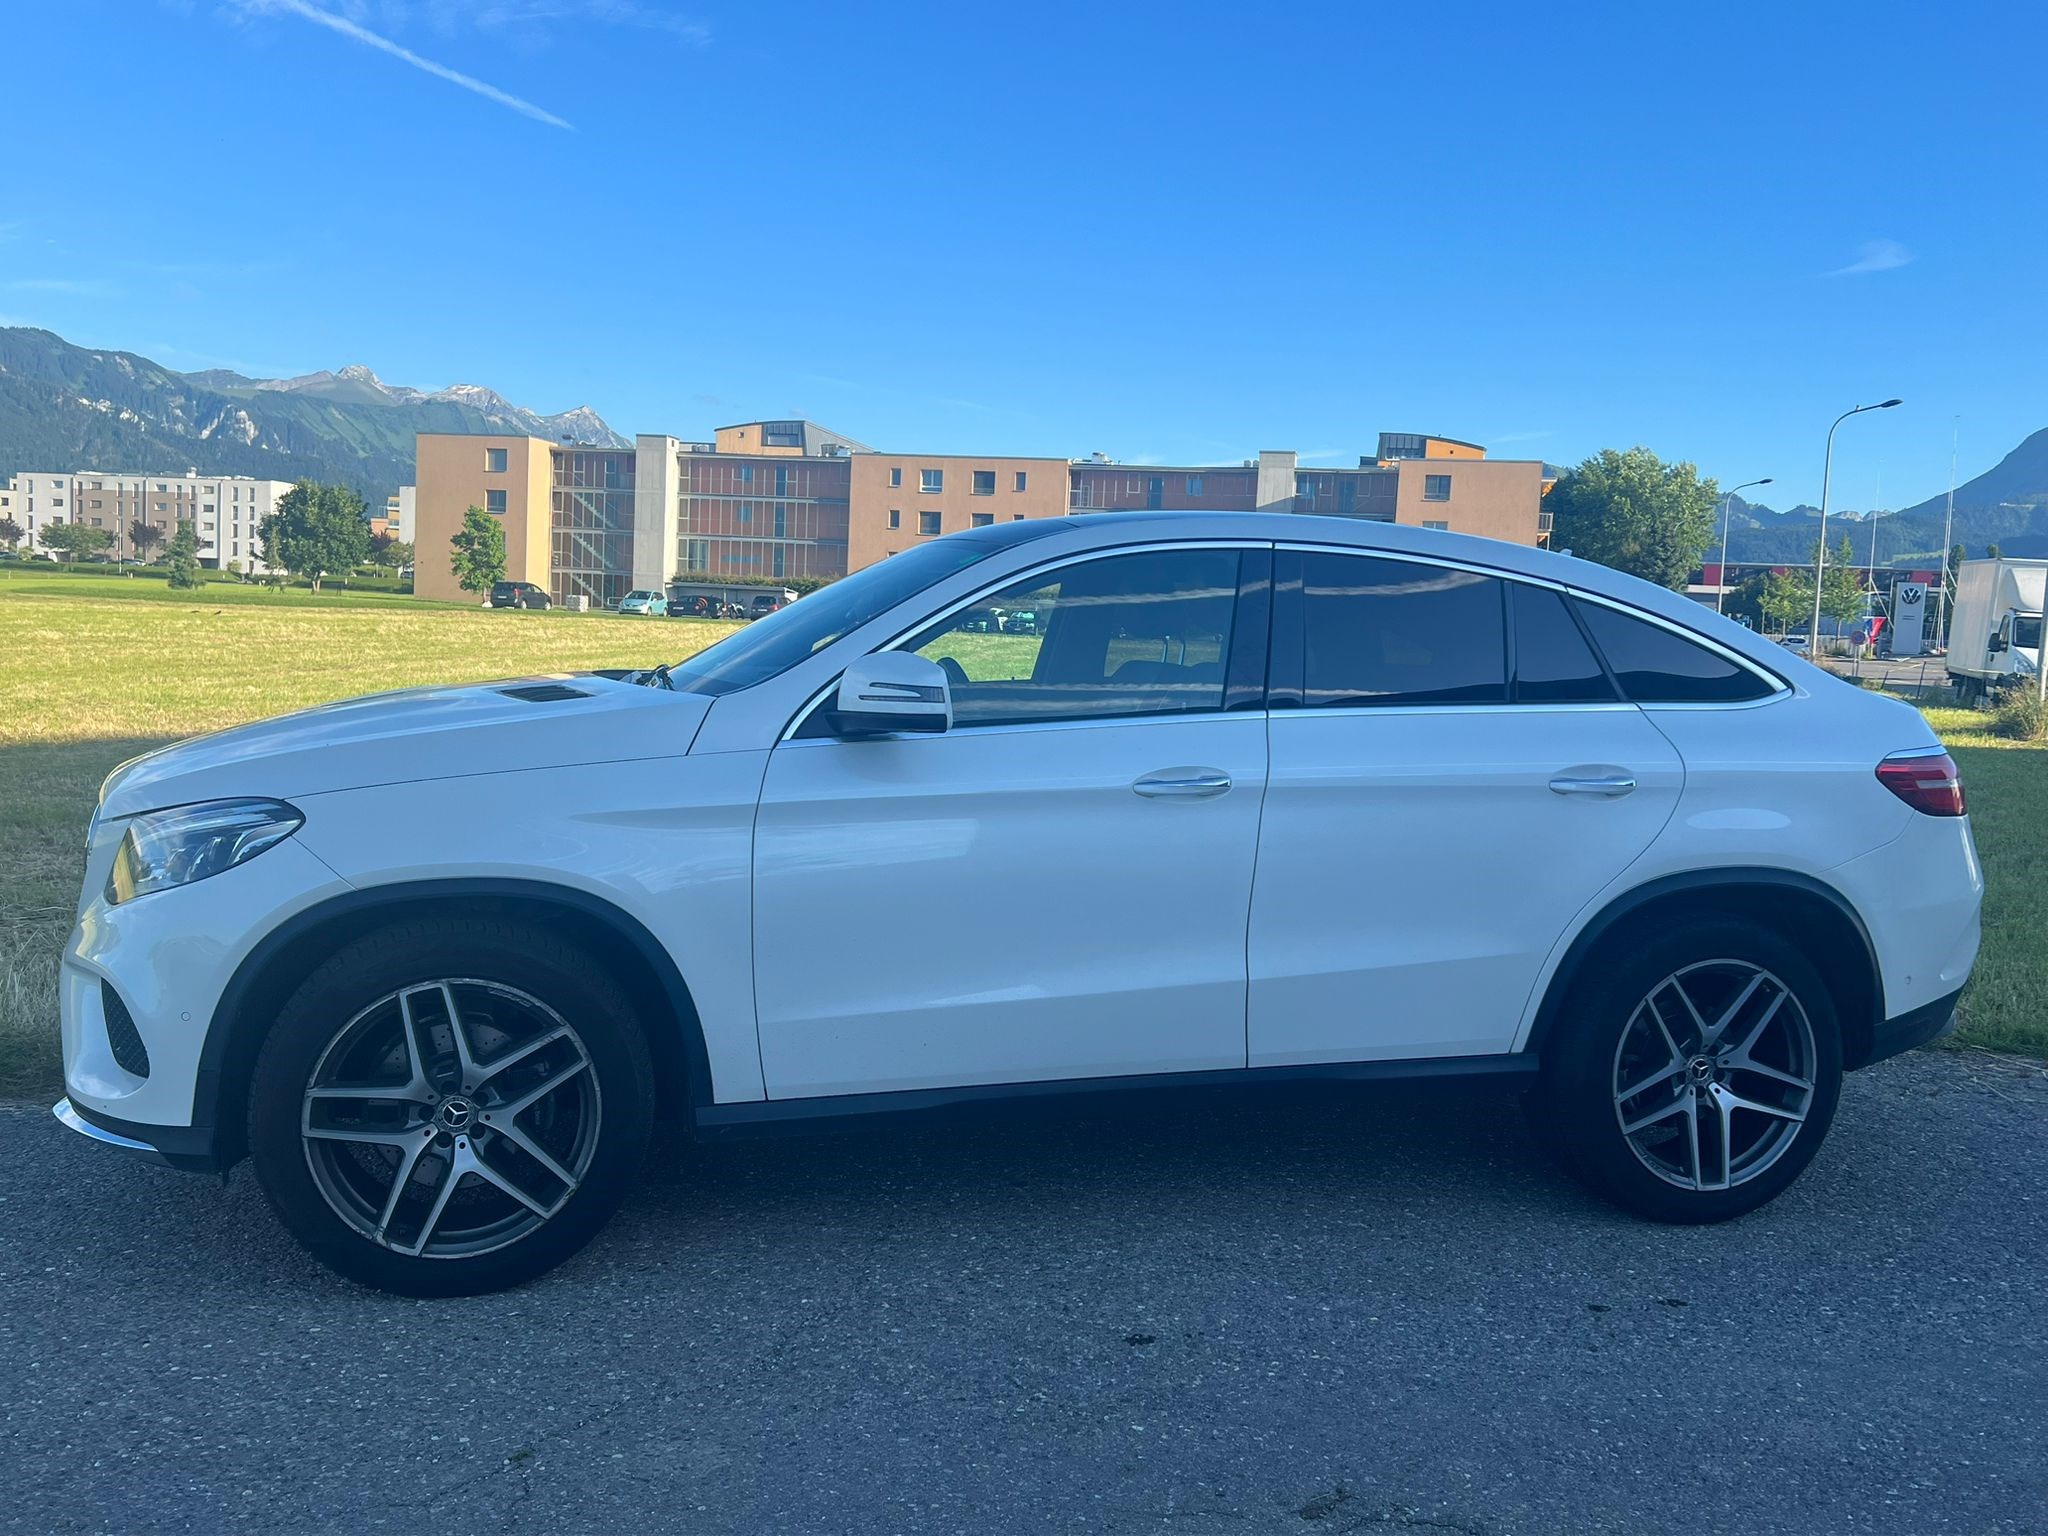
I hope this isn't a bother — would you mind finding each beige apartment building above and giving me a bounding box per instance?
[410,422,1550,607]
[1,469,292,571]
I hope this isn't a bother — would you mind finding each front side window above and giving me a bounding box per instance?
[1297,553,1506,707]
[1573,600,1776,703]
[911,548,1240,728]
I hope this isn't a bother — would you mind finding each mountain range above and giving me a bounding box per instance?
[0,327,626,501]
[1713,428,2048,566]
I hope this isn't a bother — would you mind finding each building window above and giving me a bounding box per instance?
[1014,471,1028,492]
[1423,474,1452,502]
[1012,514,1025,521]
[889,467,903,488]
[1186,475,1204,496]
[738,464,755,485]
[736,501,752,525]
[762,421,804,448]
[971,512,994,527]
[920,469,943,494]
[918,510,941,536]
[486,447,508,473]
[202,503,214,514]
[774,464,792,497]
[888,509,901,529]
[486,490,508,515]
[1422,519,1449,531]
[89,499,103,510]
[972,470,996,496]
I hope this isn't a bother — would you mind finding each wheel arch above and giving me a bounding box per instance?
[1524,868,1884,1069]
[194,878,710,1166]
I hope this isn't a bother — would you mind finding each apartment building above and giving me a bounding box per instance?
[1,469,292,571]
[411,423,1549,606]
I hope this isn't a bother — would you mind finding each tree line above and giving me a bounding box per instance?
[0,483,413,590]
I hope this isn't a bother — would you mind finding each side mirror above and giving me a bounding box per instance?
[830,652,952,737]
[1989,632,2007,654]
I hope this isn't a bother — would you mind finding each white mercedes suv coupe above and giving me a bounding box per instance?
[55,513,1983,1294]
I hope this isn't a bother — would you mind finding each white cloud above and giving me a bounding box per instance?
[1827,239,1914,277]
[227,0,575,128]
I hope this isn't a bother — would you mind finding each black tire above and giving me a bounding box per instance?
[1529,918,1843,1224]
[248,918,654,1296]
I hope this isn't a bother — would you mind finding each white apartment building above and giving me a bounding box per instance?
[381,486,416,544]
[2,469,293,572]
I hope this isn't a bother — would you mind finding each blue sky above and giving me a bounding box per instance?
[6,0,2046,511]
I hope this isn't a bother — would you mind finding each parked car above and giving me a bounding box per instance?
[56,512,1981,1295]
[488,580,552,610]
[1000,609,1040,634]
[617,589,670,617]
[1779,632,1811,653]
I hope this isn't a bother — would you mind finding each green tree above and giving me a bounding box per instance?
[39,522,113,563]
[1723,573,1769,628]
[449,506,507,594]
[1545,447,1718,590]
[129,520,166,563]
[1987,542,2003,560]
[1759,567,1811,635]
[1818,536,1866,628]
[370,533,414,570]
[0,516,22,551]
[166,520,202,589]
[257,480,370,593]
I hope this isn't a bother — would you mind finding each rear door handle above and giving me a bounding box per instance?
[1134,769,1232,800]
[1549,771,1638,798]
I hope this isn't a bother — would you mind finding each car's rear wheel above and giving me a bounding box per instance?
[248,919,654,1295]
[1531,919,1843,1223]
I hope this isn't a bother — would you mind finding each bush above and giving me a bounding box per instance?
[1992,685,2048,741]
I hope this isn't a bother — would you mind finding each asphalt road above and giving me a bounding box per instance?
[3,1050,2044,1536]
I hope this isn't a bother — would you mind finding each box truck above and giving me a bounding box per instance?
[1946,557,2046,702]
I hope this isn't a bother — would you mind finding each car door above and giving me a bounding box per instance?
[1247,548,1684,1064]
[752,544,1271,1099]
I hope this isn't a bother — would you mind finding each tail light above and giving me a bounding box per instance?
[1876,749,1966,817]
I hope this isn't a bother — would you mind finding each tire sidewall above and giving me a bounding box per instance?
[248,920,653,1296]
[1536,918,1845,1223]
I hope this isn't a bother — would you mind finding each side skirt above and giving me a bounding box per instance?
[691,1054,1539,1141]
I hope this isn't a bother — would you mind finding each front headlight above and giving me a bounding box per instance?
[106,799,304,905]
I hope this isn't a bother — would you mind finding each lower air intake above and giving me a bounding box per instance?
[101,981,151,1079]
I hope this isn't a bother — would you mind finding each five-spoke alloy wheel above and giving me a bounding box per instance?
[1533,918,1843,1223]
[250,919,653,1295]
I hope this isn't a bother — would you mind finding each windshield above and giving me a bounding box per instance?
[663,524,1072,696]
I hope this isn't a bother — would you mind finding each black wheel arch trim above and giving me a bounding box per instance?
[191,877,715,1164]
[1526,866,1885,1066]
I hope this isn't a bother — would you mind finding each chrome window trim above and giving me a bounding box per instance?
[780,539,1270,742]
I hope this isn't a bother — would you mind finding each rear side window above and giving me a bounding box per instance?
[1573,599,1775,703]
[1510,584,1617,704]
[1299,553,1506,707]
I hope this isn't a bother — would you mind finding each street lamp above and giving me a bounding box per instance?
[1811,400,1902,652]
[1715,477,1773,614]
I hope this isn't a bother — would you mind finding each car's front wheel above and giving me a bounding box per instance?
[1532,918,1844,1223]
[248,919,654,1295]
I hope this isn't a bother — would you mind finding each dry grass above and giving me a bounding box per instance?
[0,590,737,1095]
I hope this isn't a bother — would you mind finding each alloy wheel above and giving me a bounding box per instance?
[300,979,601,1259]
[1610,960,1817,1192]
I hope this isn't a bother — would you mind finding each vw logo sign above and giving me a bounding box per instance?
[1900,584,1925,602]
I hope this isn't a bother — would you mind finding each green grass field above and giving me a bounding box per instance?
[1,589,2041,1096]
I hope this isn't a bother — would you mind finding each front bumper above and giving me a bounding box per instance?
[52,1097,222,1173]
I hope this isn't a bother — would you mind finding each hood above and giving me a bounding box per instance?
[99,675,713,818]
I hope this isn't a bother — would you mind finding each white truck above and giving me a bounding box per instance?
[1946,557,2045,702]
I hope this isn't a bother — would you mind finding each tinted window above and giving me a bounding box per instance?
[1574,599,1774,703]
[1300,554,1505,707]
[910,548,1240,727]
[1511,584,1617,704]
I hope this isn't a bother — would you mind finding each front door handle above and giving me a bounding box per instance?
[1134,769,1233,800]
[1549,771,1638,799]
